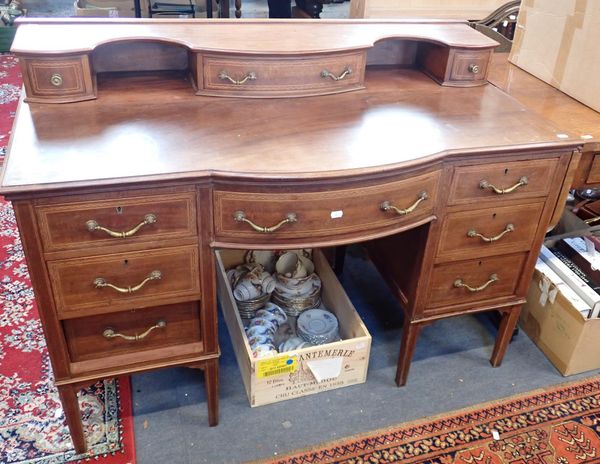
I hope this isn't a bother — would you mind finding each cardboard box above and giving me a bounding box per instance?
[509,0,600,113]
[216,249,371,407]
[350,0,508,20]
[521,263,600,376]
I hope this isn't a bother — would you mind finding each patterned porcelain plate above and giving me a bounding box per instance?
[297,308,338,338]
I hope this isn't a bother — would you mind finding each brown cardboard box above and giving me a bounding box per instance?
[217,249,371,407]
[350,0,508,19]
[521,267,600,376]
[509,0,600,113]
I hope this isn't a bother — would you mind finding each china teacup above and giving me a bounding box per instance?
[248,334,274,347]
[245,250,276,273]
[246,324,273,338]
[261,303,287,324]
[252,343,277,358]
[275,252,299,277]
[233,279,261,301]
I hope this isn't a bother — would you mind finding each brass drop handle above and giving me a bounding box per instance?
[233,211,297,233]
[103,320,166,341]
[468,64,480,74]
[50,73,63,87]
[94,270,162,294]
[454,273,499,293]
[86,213,157,238]
[218,70,257,85]
[380,191,428,216]
[467,223,515,242]
[479,176,528,194]
[321,67,352,81]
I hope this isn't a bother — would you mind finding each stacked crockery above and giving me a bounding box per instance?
[227,262,276,319]
[296,308,339,345]
[272,251,322,317]
[245,302,288,358]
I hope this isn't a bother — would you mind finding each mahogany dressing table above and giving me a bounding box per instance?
[0,18,583,453]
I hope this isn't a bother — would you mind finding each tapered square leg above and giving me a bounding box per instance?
[57,384,87,454]
[203,359,219,427]
[490,307,521,367]
[395,322,422,387]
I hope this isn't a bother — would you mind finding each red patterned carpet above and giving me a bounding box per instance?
[265,375,600,464]
[0,54,136,463]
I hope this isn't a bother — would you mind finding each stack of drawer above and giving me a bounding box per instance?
[34,185,204,374]
[427,158,560,315]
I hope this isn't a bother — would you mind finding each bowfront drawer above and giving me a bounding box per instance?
[197,51,366,97]
[425,253,527,312]
[436,201,545,262]
[20,55,95,103]
[36,191,197,253]
[448,50,490,84]
[64,302,201,362]
[48,245,201,318]
[448,158,559,205]
[214,171,440,244]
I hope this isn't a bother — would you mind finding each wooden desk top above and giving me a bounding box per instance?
[11,18,498,55]
[0,66,578,195]
[488,53,600,151]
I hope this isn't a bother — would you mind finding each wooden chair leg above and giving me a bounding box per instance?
[490,307,521,367]
[57,384,87,454]
[203,359,219,427]
[395,321,422,387]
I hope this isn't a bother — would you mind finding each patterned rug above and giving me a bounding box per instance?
[0,54,136,463]
[265,375,600,464]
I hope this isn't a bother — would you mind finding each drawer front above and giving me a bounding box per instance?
[64,302,201,362]
[37,191,197,253]
[449,50,490,83]
[448,158,559,205]
[585,153,600,184]
[48,245,201,317]
[214,171,440,243]
[200,52,366,97]
[425,253,527,311]
[436,201,545,262]
[21,56,95,103]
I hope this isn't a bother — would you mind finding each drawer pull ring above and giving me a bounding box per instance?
[218,71,257,85]
[103,319,166,342]
[479,176,528,194]
[50,73,63,87]
[454,273,499,293]
[468,64,480,74]
[233,211,297,233]
[380,191,428,216]
[321,67,352,81]
[86,213,157,238]
[93,270,162,294]
[467,223,515,242]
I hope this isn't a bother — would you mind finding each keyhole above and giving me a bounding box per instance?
[504,168,509,175]
[116,206,123,214]
[124,259,129,265]
[492,213,497,219]
[478,261,482,266]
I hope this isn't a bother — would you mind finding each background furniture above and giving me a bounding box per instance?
[148,0,196,17]
[3,18,582,453]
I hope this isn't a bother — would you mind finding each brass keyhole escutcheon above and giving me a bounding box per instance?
[50,73,63,87]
